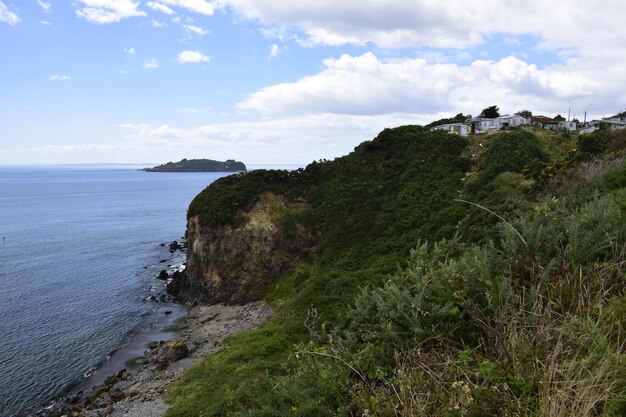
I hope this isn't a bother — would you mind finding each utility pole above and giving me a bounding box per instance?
[584,103,592,125]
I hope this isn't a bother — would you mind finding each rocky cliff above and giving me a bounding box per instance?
[169,191,315,304]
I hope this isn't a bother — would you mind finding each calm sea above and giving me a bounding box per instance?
[0,166,230,416]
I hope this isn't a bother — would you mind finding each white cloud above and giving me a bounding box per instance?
[0,1,20,25]
[177,50,210,63]
[143,58,159,69]
[75,0,146,24]
[40,20,52,25]
[183,24,209,36]
[236,52,608,118]
[37,0,52,13]
[145,1,175,14]
[157,0,219,16]
[221,0,626,55]
[268,43,280,58]
[112,113,427,163]
[151,19,166,27]
[224,0,484,48]
[49,75,71,81]
[177,106,213,113]
[123,47,135,55]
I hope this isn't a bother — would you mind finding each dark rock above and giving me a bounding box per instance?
[166,270,186,295]
[164,310,172,315]
[157,270,169,280]
[159,243,166,247]
[109,388,126,403]
[169,240,182,251]
[159,259,167,263]
[103,370,127,387]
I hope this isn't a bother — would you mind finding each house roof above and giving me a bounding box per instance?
[498,115,526,120]
[590,119,626,126]
[531,115,557,124]
[604,111,626,119]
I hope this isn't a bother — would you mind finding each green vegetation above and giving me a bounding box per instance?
[167,126,625,417]
[479,105,500,118]
[425,113,471,128]
[142,158,246,172]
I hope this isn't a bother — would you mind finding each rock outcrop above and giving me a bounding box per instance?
[169,192,315,304]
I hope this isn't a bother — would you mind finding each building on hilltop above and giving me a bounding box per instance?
[430,123,470,137]
[470,117,501,134]
[469,115,528,134]
[602,111,626,123]
[531,115,559,130]
[558,120,577,131]
[497,115,529,128]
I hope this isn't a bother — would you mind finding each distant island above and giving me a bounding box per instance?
[142,158,247,172]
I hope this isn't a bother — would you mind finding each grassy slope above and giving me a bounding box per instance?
[166,126,625,417]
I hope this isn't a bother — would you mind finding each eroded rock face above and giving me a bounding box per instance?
[170,192,315,304]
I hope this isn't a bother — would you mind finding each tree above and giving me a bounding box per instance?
[479,105,500,118]
[553,114,565,121]
[515,110,532,118]
[425,113,471,128]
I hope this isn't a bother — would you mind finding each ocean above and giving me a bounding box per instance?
[0,165,230,416]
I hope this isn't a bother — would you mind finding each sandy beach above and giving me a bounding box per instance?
[39,301,273,417]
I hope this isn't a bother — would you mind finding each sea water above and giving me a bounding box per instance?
[0,166,229,416]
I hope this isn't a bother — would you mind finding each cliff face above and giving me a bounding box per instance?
[170,191,314,304]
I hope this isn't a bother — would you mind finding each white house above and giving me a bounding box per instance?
[431,123,470,137]
[498,115,529,128]
[558,121,577,131]
[579,125,598,134]
[603,111,626,123]
[599,120,626,130]
[582,119,626,133]
[471,118,502,134]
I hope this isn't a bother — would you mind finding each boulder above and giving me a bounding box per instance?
[169,240,182,252]
[154,340,189,366]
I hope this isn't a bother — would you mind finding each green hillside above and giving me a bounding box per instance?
[167,126,625,417]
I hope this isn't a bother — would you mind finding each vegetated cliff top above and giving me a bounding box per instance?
[167,125,626,417]
[142,158,246,172]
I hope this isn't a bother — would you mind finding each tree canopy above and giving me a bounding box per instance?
[479,105,500,118]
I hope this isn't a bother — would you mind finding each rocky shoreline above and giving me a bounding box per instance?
[32,239,274,417]
[37,302,273,417]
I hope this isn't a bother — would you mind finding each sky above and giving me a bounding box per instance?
[1,0,625,165]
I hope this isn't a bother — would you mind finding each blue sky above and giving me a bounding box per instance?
[1,1,624,165]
